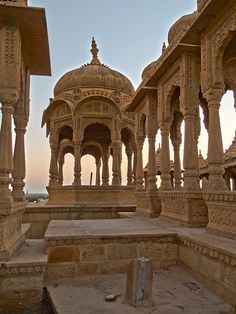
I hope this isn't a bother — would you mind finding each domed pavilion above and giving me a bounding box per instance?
[42,38,137,207]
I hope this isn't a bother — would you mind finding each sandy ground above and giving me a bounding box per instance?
[46,265,235,314]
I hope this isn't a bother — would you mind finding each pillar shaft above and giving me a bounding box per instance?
[147,134,157,191]
[133,149,137,185]
[173,143,182,189]
[12,117,26,201]
[73,142,82,185]
[49,144,59,186]
[96,158,101,186]
[160,126,172,190]
[205,90,226,190]
[0,102,14,203]
[136,140,144,190]
[102,155,109,186]
[127,151,133,186]
[183,113,199,190]
[58,159,64,186]
[112,142,121,186]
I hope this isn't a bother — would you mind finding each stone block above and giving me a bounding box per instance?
[125,257,153,307]
[77,262,99,275]
[80,244,105,262]
[46,263,76,279]
[107,243,137,260]
[1,274,43,292]
[199,255,222,280]
[48,246,77,263]
[223,265,236,290]
[179,245,198,270]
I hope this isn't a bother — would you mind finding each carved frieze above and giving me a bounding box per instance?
[52,103,71,118]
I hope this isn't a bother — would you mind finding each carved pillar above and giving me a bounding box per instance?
[173,141,182,189]
[147,132,157,191]
[224,171,231,191]
[160,125,172,190]
[126,148,133,186]
[232,178,236,191]
[132,148,137,185]
[112,142,121,186]
[102,154,109,186]
[183,109,199,190]
[136,139,144,190]
[49,142,59,186]
[95,157,101,186]
[204,89,226,190]
[0,100,14,203]
[58,156,64,186]
[12,115,27,201]
[73,140,82,185]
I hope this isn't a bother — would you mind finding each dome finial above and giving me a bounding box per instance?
[90,37,101,65]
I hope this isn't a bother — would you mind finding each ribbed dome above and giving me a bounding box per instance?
[54,38,134,97]
[168,12,197,45]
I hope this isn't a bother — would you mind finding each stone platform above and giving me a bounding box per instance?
[23,203,136,238]
[0,239,47,313]
[44,215,236,308]
[46,266,235,314]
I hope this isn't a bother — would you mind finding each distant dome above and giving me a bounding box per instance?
[54,38,134,97]
[168,12,197,45]
[142,60,158,81]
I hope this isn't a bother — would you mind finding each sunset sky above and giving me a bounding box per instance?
[25,0,235,192]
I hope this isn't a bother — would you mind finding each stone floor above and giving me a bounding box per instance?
[46,266,235,314]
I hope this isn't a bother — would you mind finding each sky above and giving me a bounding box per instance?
[24,0,235,192]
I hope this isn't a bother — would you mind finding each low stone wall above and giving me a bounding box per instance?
[47,185,136,205]
[45,234,178,279]
[135,190,161,217]
[204,191,236,240]
[23,204,136,239]
[0,240,47,312]
[178,233,236,308]
[159,191,208,227]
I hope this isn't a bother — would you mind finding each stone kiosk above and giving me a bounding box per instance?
[42,39,136,208]
[0,0,51,310]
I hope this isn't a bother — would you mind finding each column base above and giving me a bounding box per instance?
[0,202,25,261]
[159,191,208,227]
[204,191,236,240]
[135,190,161,217]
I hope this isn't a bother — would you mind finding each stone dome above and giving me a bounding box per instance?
[168,12,197,45]
[54,38,135,97]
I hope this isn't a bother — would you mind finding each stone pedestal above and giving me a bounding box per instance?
[204,192,236,240]
[159,191,208,227]
[135,191,161,218]
[0,203,25,261]
[125,257,153,307]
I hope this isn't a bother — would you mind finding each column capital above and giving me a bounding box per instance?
[203,88,223,107]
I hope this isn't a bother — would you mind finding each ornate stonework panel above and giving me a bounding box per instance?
[77,100,118,116]
[51,103,71,119]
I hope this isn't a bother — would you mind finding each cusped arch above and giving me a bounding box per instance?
[42,98,74,137]
[74,96,121,118]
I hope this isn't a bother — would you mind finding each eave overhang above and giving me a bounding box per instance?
[0,4,51,76]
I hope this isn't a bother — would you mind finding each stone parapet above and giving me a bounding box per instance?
[159,191,208,227]
[204,191,236,240]
[0,239,47,312]
[135,190,161,218]
[178,231,236,308]
[0,202,25,261]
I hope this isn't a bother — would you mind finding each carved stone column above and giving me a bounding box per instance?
[126,148,133,186]
[73,140,82,185]
[112,142,121,186]
[12,115,27,202]
[183,109,199,190]
[95,157,101,186]
[147,132,157,191]
[133,148,137,185]
[204,89,226,190]
[58,157,64,186]
[102,154,109,186]
[232,178,236,191]
[160,125,172,190]
[0,100,14,203]
[224,171,231,191]
[136,139,144,190]
[173,141,182,189]
[49,142,59,186]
